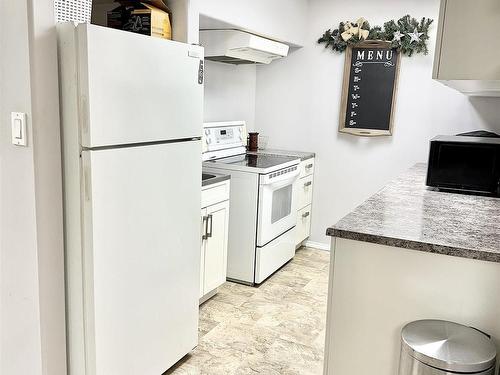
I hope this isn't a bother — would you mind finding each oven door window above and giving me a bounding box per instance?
[271,184,293,223]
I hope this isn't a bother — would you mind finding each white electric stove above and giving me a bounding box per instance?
[202,121,301,285]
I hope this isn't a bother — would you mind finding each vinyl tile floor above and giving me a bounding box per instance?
[165,247,330,375]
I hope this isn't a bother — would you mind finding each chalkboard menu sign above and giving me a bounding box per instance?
[339,41,400,136]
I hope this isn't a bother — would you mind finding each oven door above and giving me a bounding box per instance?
[257,167,300,246]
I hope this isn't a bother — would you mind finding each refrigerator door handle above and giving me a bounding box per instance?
[84,166,91,201]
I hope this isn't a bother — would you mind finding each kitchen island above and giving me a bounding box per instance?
[324,164,500,375]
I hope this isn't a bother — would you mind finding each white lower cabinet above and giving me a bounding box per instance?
[297,174,314,210]
[295,157,315,247]
[199,209,206,298]
[200,180,230,303]
[296,204,312,245]
[202,201,229,293]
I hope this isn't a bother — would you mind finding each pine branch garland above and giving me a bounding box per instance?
[317,15,433,57]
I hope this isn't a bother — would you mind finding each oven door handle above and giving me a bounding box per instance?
[260,169,300,186]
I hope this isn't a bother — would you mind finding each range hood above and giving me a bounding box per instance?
[199,30,289,65]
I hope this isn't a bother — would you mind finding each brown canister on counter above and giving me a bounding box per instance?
[248,132,259,151]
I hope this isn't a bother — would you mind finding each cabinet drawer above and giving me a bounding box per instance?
[201,180,230,208]
[299,158,315,178]
[297,175,313,209]
[296,205,312,245]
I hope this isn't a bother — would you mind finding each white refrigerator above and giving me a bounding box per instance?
[57,23,204,375]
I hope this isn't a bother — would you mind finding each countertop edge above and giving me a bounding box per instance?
[297,154,315,161]
[202,174,231,187]
[328,228,500,264]
[250,149,316,161]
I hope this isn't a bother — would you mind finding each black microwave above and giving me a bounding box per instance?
[426,135,500,197]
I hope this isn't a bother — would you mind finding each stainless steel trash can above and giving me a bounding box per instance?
[398,320,497,375]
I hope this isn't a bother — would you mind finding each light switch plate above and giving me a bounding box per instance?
[11,112,27,146]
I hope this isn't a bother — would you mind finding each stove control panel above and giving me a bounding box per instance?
[202,121,247,156]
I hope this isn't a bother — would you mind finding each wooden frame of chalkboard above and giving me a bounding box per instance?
[339,40,401,136]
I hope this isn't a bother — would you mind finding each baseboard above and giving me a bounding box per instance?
[199,288,218,305]
[303,240,330,251]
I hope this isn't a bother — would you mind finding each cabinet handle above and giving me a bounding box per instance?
[305,163,313,169]
[207,214,213,238]
[302,212,310,218]
[304,181,312,187]
[202,215,208,240]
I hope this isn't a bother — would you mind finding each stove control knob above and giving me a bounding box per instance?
[205,129,210,135]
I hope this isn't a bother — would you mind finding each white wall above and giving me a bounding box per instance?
[255,0,500,247]
[0,0,43,373]
[199,0,308,46]
[204,61,257,129]
[200,0,309,128]
[0,0,66,374]
[29,0,67,373]
[167,0,200,43]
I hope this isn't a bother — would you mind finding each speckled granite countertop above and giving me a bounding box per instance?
[248,149,315,161]
[327,163,500,263]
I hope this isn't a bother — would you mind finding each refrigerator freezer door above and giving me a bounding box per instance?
[76,24,203,147]
[80,141,201,375]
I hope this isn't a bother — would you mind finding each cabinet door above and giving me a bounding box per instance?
[203,201,229,294]
[297,175,314,209]
[435,0,500,80]
[200,208,207,299]
[296,205,312,246]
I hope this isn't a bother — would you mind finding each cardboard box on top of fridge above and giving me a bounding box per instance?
[107,0,172,40]
[92,0,172,34]
[92,0,172,39]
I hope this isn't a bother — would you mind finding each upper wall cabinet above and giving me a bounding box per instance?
[433,0,500,96]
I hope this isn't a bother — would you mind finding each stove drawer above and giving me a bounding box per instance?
[296,205,312,245]
[299,158,315,178]
[297,175,313,209]
[255,227,295,284]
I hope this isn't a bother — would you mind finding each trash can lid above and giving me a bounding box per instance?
[401,320,497,373]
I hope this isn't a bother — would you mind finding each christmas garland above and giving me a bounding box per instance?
[318,15,433,57]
